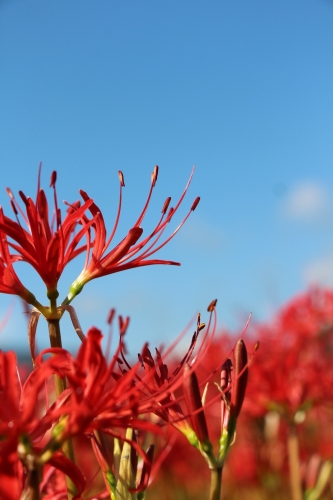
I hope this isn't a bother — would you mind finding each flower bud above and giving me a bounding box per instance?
[183,364,210,445]
[230,339,248,419]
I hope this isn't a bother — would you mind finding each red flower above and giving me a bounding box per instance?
[0,325,158,499]
[0,165,94,299]
[65,166,199,303]
[244,288,333,419]
[114,300,218,442]
[0,349,85,500]
[35,324,166,497]
[0,226,36,303]
[115,303,254,475]
[39,327,160,439]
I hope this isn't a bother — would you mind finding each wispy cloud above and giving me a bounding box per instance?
[282,182,330,222]
[303,253,333,286]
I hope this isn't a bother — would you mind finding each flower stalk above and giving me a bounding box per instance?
[46,315,77,500]
[287,423,303,500]
[22,472,41,500]
[209,466,223,500]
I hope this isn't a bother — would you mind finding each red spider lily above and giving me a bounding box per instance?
[114,304,255,498]
[244,288,333,419]
[34,325,167,496]
[0,230,36,304]
[113,300,218,445]
[37,328,164,441]
[148,340,256,498]
[0,350,85,500]
[0,326,162,498]
[65,166,200,303]
[0,164,95,300]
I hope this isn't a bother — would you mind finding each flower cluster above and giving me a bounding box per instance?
[245,287,333,419]
[0,300,247,500]
[151,288,333,500]
[0,165,199,315]
[0,166,253,500]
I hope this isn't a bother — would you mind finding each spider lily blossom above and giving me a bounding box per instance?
[115,301,254,475]
[0,350,85,500]
[0,229,36,304]
[0,165,95,303]
[245,288,333,420]
[35,327,163,443]
[65,166,200,303]
[114,301,217,444]
[0,326,161,499]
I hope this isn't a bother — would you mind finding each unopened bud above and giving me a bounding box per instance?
[221,359,233,392]
[183,365,210,445]
[221,359,233,430]
[231,339,248,419]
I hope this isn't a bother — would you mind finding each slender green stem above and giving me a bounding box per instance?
[47,319,66,396]
[20,464,41,500]
[209,467,223,500]
[287,424,303,500]
[47,317,77,500]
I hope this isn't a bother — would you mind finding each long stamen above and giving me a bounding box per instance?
[50,171,66,269]
[124,197,171,256]
[117,196,200,267]
[133,166,159,228]
[102,171,124,253]
[6,188,30,227]
[128,168,197,256]
[36,161,42,198]
[131,198,200,263]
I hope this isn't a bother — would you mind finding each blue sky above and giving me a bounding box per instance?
[1,0,333,355]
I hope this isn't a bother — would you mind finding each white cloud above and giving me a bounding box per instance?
[282,182,330,221]
[303,253,333,286]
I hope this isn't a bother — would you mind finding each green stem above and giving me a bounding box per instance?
[20,464,41,500]
[209,467,223,500]
[47,317,77,500]
[47,319,66,396]
[287,424,303,500]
